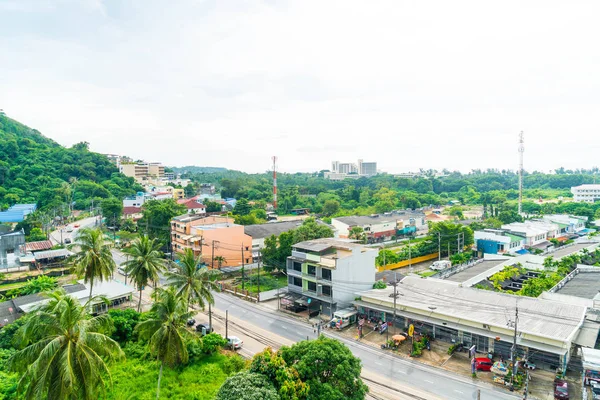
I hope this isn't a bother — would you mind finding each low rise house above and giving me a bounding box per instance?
[177,196,207,215]
[475,229,525,255]
[286,238,377,315]
[537,214,588,235]
[502,221,559,251]
[0,204,37,223]
[0,230,25,269]
[332,211,426,243]
[244,220,308,261]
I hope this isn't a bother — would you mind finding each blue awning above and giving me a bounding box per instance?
[515,249,529,255]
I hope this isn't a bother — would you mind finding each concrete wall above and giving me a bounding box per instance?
[332,248,377,308]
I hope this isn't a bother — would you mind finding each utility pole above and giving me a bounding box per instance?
[438,232,441,261]
[225,310,228,340]
[241,245,245,291]
[387,273,400,342]
[510,305,519,389]
[257,251,261,299]
[518,131,525,215]
[211,240,216,269]
[408,238,412,273]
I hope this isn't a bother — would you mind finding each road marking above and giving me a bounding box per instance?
[280,326,288,330]
[374,361,383,366]
[395,370,407,374]
[424,380,433,384]
[453,390,463,394]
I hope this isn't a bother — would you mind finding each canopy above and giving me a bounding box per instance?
[392,335,406,342]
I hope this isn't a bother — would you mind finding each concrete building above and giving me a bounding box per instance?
[123,192,152,208]
[358,159,377,176]
[170,215,252,267]
[177,196,207,215]
[571,184,600,203]
[0,204,37,223]
[474,229,525,255]
[502,221,560,251]
[332,211,427,243]
[537,214,588,235]
[0,230,25,269]
[286,238,377,315]
[119,162,165,183]
[355,276,587,371]
[327,159,378,180]
[244,220,319,261]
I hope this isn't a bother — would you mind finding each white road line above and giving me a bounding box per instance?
[424,380,433,384]
[395,370,407,374]
[374,361,383,366]
[453,390,463,394]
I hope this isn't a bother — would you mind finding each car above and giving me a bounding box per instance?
[523,360,536,370]
[74,224,80,228]
[187,318,196,327]
[554,379,569,400]
[592,382,600,400]
[195,323,214,336]
[430,260,451,271]
[227,336,243,350]
[65,226,74,233]
[117,267,128,276]
[474,357,493,371]
[64,238,72,244]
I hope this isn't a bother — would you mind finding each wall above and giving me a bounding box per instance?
[376,252,439,272]
[197,226,253,267]
[331,219,350,237]
[332,248,377,307]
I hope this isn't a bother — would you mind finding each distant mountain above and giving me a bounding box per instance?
[171,166,229,174]
[0,114,139,212]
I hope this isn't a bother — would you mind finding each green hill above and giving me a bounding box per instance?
[0,114,140,212]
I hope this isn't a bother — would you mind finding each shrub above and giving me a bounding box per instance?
[216,371,279,400]
[108,308,141,343]
[203,333,228,354]
[373,280,387,289]
[221,354,247,375]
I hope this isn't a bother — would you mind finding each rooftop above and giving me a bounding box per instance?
[22,240,53,252]
[550,242,598,258]
[244,220,313,239]
[292,238,369,252]
[573,184,600,190]
[445,259,507,283]
[334,211,425,226]
[555,271,600,299]
[123,206,142,215]
[33,248,72,260]
[359,275,586,342]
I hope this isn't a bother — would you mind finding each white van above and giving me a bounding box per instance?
[429,260,451,271]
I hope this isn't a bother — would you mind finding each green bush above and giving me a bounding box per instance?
[216,371,279,400]
[202,333,228,355]
[372,280,387,289]
[122,341,150,360]
[108,308,141,343]
[221,354,247,375]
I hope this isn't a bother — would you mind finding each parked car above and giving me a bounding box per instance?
[523,360,536,370]
[554,379,569,400]
[226,336,243,350]
[591,382,600,400]
[195,323,213,336]
[430,260,451,271]
[66,226,74,233]
[64,238,72,244]
[74,224,80,228]
[474,357,493,371]
[117,267,128,276]
[187,318,196,327]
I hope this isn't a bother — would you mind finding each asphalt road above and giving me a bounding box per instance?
[48,216,100,245]
[211,292,521,400]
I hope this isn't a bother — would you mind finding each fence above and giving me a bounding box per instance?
[377,253,439,272]
[218,282,259,302]
[431,258,484,280]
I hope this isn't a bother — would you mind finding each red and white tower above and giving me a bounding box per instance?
[272,156,278,210]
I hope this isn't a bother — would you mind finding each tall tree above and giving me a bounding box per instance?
[137,199,186,243]
[8,290,124,399]
[135,287,192,400]
[101,197,124,226]
[123,236,166,312]
[166,248,220,330]
[69,228,116,300]
[214,255,227,268]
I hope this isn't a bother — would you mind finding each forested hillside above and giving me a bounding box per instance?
[0,114,140,212]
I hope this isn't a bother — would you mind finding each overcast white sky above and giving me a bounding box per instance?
[1,0,599,174]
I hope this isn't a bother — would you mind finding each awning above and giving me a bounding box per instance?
[295,297,309,306]
[555,236,569,243]
[19,254,36,263]
[34,249,72,261]
[280,292,301,306]
[516,249,529,255]
[179,234,193,241]
[574,321,600,348]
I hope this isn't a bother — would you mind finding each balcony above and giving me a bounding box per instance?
[287,268,302,278]
[319,257,336,268]
[291,250,307,260]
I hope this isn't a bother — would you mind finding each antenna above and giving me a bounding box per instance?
[518,131,524,215]
[272,156,278,210]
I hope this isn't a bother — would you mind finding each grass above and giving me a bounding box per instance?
[235,271,287,294]
[107,353,231,400]
[416,270,438,278]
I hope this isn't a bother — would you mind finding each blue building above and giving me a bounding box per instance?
[0,204,37,223]
[474,229,525,255]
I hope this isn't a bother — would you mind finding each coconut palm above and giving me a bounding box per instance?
[166,248,220,330]
[214,255,227,269]
[123,235,166,312]
[8,289,124,399]
[135,287,192,400]
[69,228,116,301]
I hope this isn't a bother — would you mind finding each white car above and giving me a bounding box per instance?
[227,336,243,350]
[117,267,128,276]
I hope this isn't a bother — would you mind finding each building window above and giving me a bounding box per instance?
[322,285,332,297]
[292,262,302,272]
[288,276,302,287]
[321,268,332,281]
[307,281,316,292]
[307,265,316,276]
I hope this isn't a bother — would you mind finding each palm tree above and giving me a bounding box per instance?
[135,287,192,400]
[214,255,227,269]
[166,248,220,331]
[124,235,166,312]
[69,228,116,301]
[8,289,124,399]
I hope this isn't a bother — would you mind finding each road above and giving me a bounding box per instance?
[48,216,100,245]
[210,292,521,400]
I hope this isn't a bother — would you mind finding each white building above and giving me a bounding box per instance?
[571,184,600,203]
[501,221,560,251]
[474,229,525,255]
[286,238,377,316]
[327,159,378,180]
[332,211,427,243]
[537,215,588,235]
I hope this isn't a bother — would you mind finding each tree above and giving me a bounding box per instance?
[123,236,166,312]
[184,183,196,197]
[216,371,279,400]
[120,218,137,232]
[250,348,308,400]
[214,256,227,268]
[7,290,124,399]
[166,248,220,330]
[233,198,252,216]
[19,275,57,295]
[427,221,474,257]
[498,210,523,224]
[205,201,223,213]
[69,228,116,301]
[108,308,141,343]
[26,227,46,241]
[280,336,368,400]
[101,197,124,225]
[135,287,192,400]
[322,200,340,216]
[348,226,366,243]
[137,199,186,242]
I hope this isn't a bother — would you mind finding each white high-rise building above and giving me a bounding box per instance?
[571,184,600,203]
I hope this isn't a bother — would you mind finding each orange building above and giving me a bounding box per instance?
[170,215,252,268]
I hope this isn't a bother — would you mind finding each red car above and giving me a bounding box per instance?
[474,357,493,371]
[554,380,569,399]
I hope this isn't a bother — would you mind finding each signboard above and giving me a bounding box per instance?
[408,324,414,337]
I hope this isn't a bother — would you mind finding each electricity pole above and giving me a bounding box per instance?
[257,251,261,299]
[211,240,216,269]
[437,232,441,261]
[387,273,400,342]
[241,245,245,291]
[408,238,412,273]
[510,305,519,389]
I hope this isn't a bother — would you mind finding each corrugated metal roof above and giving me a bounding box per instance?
[34,249,72,260]
[24,240,53,252]
[359,276,586,342]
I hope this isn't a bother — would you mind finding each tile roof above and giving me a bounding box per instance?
[23,240,53,252]
[182,199,206,210]
[123,206,142,215]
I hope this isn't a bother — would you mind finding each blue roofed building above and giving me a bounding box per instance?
[0,204,37,223]
[474,229,525,255]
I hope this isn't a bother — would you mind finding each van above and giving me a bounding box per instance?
[430,260,451,271]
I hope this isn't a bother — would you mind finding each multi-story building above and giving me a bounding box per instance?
[571,184,600,203]
[327,159,378,180]
[286,238,377,315]
[537,214,588,235]
[332,211,427,243]
[119,162,165,183]
[501,221,560,251]
[147,163,165,179]
[358,159,377,176]
[170,215,252,267]
[474,229,525,255]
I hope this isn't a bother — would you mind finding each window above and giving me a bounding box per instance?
[292,262,302,272]
[322,285,332,297]
[288,277,302,287]
[307,281,317,292]
[321,268,332,280]
[307,265,316,276]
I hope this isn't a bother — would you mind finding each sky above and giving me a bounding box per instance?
[1,0,599,174]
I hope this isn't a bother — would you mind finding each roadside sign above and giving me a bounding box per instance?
[307,298,311,304]
[408,324,414,337]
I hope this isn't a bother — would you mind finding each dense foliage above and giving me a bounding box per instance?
[216,371,279,400]
[0,115,140,212]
